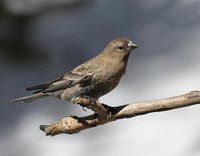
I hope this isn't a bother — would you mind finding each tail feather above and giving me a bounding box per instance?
[26,83,49,91]
[11,93,47,103]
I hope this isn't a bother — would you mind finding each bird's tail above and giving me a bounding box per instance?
[10,92,47,103]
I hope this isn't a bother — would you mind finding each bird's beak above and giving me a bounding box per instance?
[128,41,138,50]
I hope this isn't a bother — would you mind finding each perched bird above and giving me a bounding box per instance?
[11,37,138,103]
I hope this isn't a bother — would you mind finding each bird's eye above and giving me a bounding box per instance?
[118,46,123,50]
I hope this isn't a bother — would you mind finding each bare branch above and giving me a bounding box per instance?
[40,91,200,136]
[72,97,109,119]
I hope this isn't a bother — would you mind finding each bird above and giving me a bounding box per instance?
[11,37,138,103]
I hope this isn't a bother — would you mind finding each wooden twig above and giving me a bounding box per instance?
[40,91,200,136]
[72,97,109,119]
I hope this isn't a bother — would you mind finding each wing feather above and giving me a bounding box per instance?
[26,72,92,93]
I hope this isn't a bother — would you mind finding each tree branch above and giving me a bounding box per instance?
[40,91,200,136]
[72,96,109,119]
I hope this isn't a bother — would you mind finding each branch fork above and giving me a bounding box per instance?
[40,91,200,136]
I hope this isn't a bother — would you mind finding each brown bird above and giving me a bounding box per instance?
[11,37,138,103]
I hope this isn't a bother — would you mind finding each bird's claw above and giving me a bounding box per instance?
[82,95,97,105]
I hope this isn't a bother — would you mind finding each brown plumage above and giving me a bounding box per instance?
[11,37,138,103]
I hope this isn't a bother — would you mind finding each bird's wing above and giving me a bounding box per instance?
[26,56,102,93]
[26,72,92,93]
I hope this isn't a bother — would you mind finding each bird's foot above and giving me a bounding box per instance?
[72,96,97,106]
[82,95,97,105]
[72,96,110,120]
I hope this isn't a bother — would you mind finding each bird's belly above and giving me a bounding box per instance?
[84,72,122,99]
[86,82,118,98]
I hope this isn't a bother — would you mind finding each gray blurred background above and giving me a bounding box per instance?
[0,0,200,156]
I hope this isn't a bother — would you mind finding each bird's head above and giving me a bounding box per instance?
[102,37,138,61]
[109,37,138,52]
